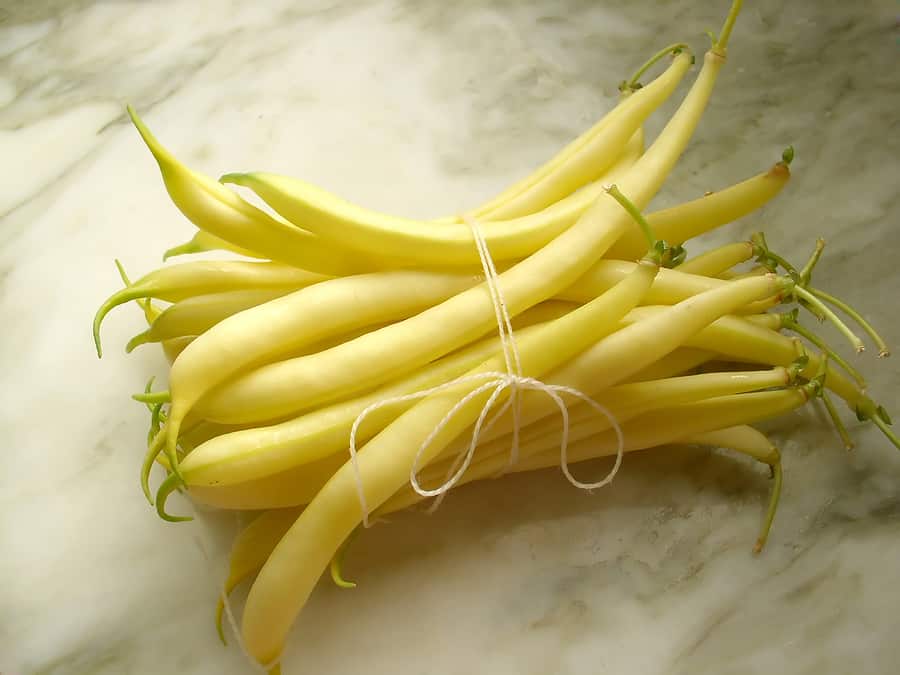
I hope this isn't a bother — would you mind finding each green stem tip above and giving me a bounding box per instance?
[218,172,248,187]
[793,286,866,354]
[141,376,157,412]
[163,240,203,261]
[141,429,166,504]
[785,318,866,390]
[215,578,242,646]
[754,448,782,554]
[330,558,357,589]
[330,527,360,589]
[156,472,192,523]
[93,282,154,358]
[750,232,800,278]
[148,403,164,446]
[713,0,744,55]
[799,238,825,286]
[811,287,891,358]
[133,390,170,404]
[126,329,154,354]
[871,414,900,452]
[114,258,132,286]
[621,42,691,92]
[781,145,795,166]
[604,183,659,258]
[821,390,855,451]
[215,598,228,646]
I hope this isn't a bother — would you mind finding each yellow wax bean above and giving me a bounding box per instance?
[220,55,692,267]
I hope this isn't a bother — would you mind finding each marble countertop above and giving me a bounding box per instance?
[2,1,899,674]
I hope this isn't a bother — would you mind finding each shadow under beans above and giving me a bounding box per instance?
[343,442,778,582]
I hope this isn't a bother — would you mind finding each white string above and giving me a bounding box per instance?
[188,505,280,673]
[191,217,626,674]
[220,585,279,673]
[348,216,625,528]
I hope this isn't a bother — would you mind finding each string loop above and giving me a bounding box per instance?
[348,216,624,527]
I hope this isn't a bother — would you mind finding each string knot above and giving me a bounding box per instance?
[348,215,623,528]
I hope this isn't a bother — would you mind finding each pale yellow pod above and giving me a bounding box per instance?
[677,241,754,276]
[220,55,692,267]
[162,229,263,261]
[93,260,327,357]
[468,365,789,454]
[241,272,781,664]
[161,52,703,472]
[214,509,303,644]
[127,288,295,351]
[128,106,369,276]
[608,161,790,261]
[514,389,802,473]
[459,97,634,222]
[684,424,778,464]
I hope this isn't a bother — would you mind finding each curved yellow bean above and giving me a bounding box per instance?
[677,241,754,276]
[93,261,326,357]
[219,56,692,266]
[214,509,302,643]
[163,229,263,261]
[126,289,294,352]
[607,160,790,261]
[128,106,371,276]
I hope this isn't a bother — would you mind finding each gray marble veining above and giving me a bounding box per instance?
[1,1,898,674]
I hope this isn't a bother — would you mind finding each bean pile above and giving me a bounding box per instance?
[94,2,896,671]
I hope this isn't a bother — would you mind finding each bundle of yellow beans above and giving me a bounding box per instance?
[94,2,897,671]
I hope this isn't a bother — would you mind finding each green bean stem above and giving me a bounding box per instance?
[793,286,865,353]
[621,42,692,92]
[810,287,890,357]
[783,315,866,389]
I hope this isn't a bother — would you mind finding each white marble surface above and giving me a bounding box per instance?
[2,1,900,674]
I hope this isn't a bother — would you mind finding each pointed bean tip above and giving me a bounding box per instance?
[127,104,150,139]
[140,452,157,503]
[113,258,132,286]
[92,311,106,358]
[141,472,154,505]
[156,471,189,522]
[215,602,228,645]
[95,283,147,355]
[161,245,185,261]
[141,428,168,502]
[125,330,151,354]
[218,172,245,185]
[126,105,178,174]
[331,571,357,589]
